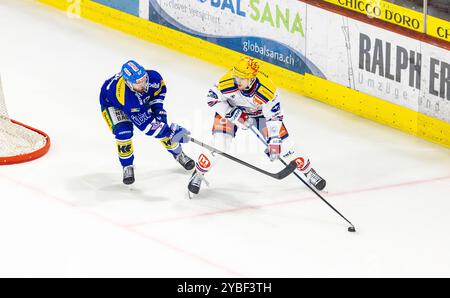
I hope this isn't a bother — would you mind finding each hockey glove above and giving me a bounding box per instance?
[267,137,282,161]
[169,123,190,143]
[154,109,168,124]
[225,107,253,130]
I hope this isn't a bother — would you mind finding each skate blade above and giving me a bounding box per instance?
[187,190,196,199]
[305,182,328,194]
[312,184,328,193]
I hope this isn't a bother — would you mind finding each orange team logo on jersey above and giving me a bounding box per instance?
[253,97,265,105]
[198,154,211,169]
[212,114,235,135]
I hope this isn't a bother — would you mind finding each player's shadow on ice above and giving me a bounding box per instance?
[190,183,262,205]
[68,168,190,205]
[138,167,187,180]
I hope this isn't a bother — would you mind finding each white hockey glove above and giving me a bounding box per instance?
[267,137,282,161]
[226,107,254,130]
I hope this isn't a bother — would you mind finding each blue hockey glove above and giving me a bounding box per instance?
[169,123,190,143]
[154,109,167,123]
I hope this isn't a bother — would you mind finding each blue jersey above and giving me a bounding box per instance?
[100,69,190,166]
[100,70,167,131]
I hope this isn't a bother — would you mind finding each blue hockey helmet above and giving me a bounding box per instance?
[121,60,147,84]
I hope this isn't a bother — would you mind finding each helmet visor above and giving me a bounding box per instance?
[130,73,149,93]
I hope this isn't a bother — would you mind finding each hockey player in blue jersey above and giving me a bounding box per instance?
[100,60,194,185]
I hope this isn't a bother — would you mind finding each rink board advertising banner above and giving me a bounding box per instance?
[427,15,450,43]
[93,0,450,123]
[306,4,450,123]
[324,0,425,32]
[40,0,450,147]
[146,0,324,77]
[324,0,450,43]
[92,0,324,77]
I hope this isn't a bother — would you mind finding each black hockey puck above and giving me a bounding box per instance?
[348,227,356,232]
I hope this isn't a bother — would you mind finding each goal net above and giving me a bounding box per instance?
[0,75,50,165]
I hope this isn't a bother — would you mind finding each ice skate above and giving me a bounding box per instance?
[123,165,135,185]
[305,168,326,191]
[187,170,209,198]
[175,151,195,170]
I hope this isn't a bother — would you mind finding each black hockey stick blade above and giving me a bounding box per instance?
[188,136,297,180]
[275,160,298,179]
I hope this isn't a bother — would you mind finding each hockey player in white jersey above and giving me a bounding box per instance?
[188,56,326,195]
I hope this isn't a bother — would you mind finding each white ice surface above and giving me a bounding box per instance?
[0,0,449,277]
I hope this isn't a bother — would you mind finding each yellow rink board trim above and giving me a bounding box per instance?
[325,0,424,33]
[427,15,450,43]
[325,0,450,43]
[37,0,450,148]
[303,74,450,147]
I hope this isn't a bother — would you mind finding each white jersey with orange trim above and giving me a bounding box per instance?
[206,70,284,123]
[191,66,326,195]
